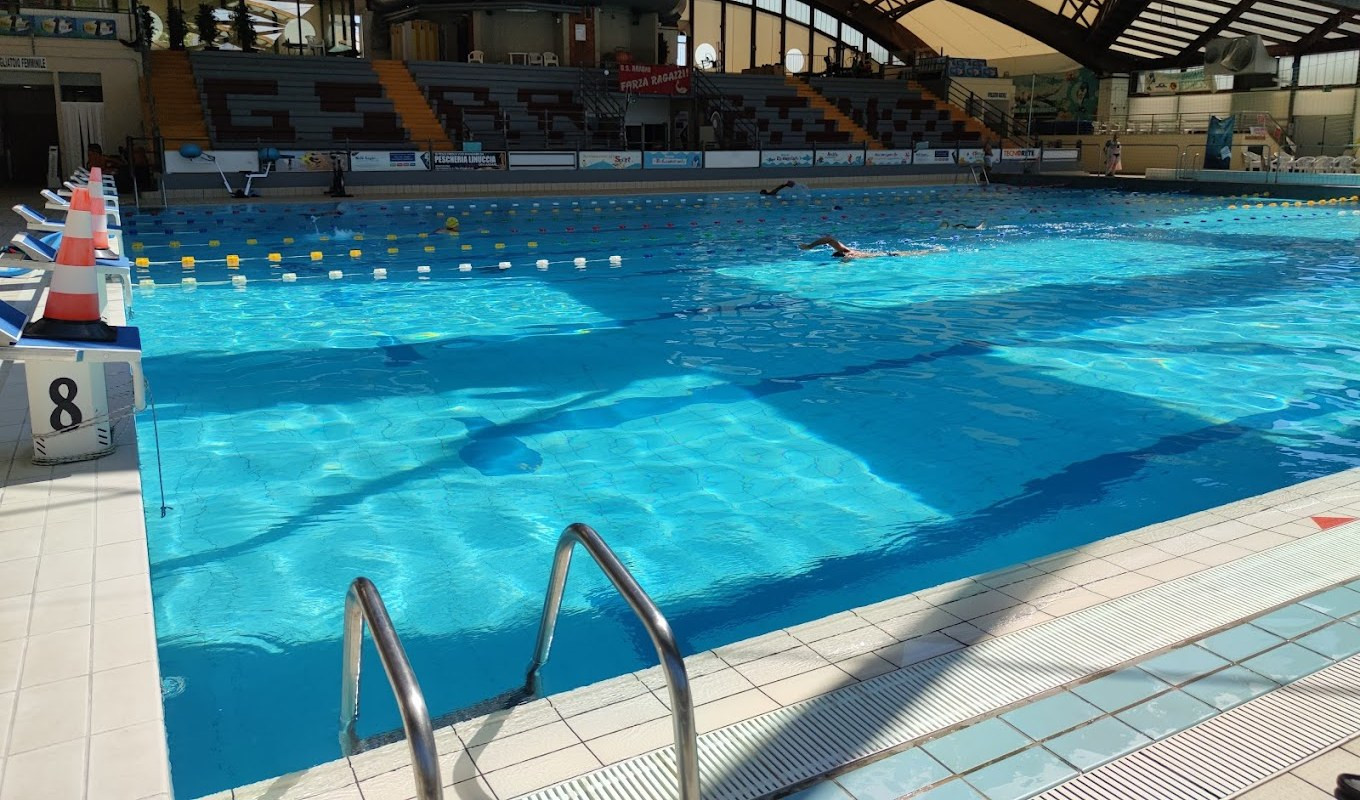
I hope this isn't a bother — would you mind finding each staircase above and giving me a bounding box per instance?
[786,75,882,149]
[371,60,455,151]
[908,79,1015,147]
[147,50,209,148]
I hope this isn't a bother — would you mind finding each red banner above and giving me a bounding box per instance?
[617,64,692,96]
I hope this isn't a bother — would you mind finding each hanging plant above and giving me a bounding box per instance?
[194,3,218,49]
[232,0,255,52]
[167,3,187,50]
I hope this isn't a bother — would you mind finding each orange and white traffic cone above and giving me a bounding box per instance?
[24,187,115,342]
[87,167,111,252]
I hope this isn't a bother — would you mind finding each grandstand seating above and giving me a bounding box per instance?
[190,52,411,148]
[705,73,846,148]
[809,76,980,149]
[407,61,594,151]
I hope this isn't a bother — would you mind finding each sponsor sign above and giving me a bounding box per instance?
[643,151,701,169]
[864,149,912,166]
[1245,125,1268,142]
[163,149,260,175]
[1,14,116,39]
[912,150,961,165]
[0,56,46,70]
[760,150,814,168]
[1001,148,1039,161]
[957,149,985,165]
[617,64,692,96]
[1044,148,1080,161]
[508,152,577,170]
[704,151,759,169]
[274,151,340,172]
[434,151,506,170]
[578,151,642,170]
[349,151,429,171]
[815,149,866,167]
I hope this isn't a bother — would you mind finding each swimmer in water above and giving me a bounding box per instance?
[431,217,460,235]
[761,180,802,196]
[938,220,987,230]
[799,235,935,260]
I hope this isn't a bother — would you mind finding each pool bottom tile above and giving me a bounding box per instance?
[963,747,1077,800]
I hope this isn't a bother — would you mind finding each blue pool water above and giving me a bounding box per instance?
[131,186,1360,796]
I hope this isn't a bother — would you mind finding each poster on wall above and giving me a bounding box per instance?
[0,14,117,38]
[1143,67,1209,95]
[1000,148,1039,161]
[617,65,692,96]
[349,151,430,171]
[1203,116,1235,170]
[760,150,814,168]
[815,150,865,167]
[865,149,912,166]
[1013,68,1097,123]
[644,151,701,169]
[164,149,260,174]
[911,150,960,165]
[579,151,642,169]
[434,151,506,170]
[274,151,338,172]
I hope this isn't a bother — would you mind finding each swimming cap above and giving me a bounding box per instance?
[446,217,460,229]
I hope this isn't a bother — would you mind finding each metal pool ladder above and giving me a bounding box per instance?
[338,523,701,800]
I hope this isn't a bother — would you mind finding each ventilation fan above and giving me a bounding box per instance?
[1204,35,1276,76]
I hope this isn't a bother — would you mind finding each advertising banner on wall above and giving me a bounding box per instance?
[578,151,642,170]
[617,64,692,96]
[508,152,577,170]
[644,151,702,169]
[349,151,430,171]
[760,150,814,168]
[911,150,960,165]
[815,149,866,167]
[273,151,340,172]
[1044,148,1080,161]
[1000,148,1039,161]
[1143,67,1209,95]
[865,149,912,166]
[1013,68,1097,123]
[163,150,260,175]
[0,14,117,39]
[434,151,506,170]
[704,151,759,169]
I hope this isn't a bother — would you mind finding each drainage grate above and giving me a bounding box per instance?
[519,523,1360,800]
[1037,655,1360,799]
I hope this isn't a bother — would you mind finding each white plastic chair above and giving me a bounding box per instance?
[527,52,544,66]
[1291,156,1316,172]
[1313,156,1337,173]
[305,34,324,55]
[1242,150,1263,171]
[467,50,484,63]
[1273,152,1293,172]
[543,52,559,66]
[1335,155,1356,173]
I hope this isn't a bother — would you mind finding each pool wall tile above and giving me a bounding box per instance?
[833,748,950,800]
[1042,717,1150,771]
[1296,622,1360,661]
[1182,665,1279,710]
[1251,605,1334,639]
[1299,587,1360,618]
[921,719,1031,774]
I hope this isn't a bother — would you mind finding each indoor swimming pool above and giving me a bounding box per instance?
[126,185,1360,796]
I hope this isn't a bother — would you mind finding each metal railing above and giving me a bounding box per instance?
[340,577,443,800]
[692,68,760,150]
[931,80,1039,149]
[525,523,700,800]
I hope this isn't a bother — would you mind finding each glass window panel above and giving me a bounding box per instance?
[693,0,721,69]
[813,8,836,35]
[785,0,809,24]
[866,40,887,65]
[726,3,752,72]
[756,11,781,68]
[1297,50,1358,86]
[813,32,834,74]
[840,27,862,50]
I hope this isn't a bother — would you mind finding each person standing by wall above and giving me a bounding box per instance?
[1103,133,1122,176]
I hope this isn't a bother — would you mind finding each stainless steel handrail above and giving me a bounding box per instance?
[340,577,443,800]
[525,523,700,800]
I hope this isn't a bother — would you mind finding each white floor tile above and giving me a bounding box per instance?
[87,721,170,800]
[0,738,84,800]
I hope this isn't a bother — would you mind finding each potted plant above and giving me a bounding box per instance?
[194,3,217,49]
[232,0,254,51]
[167,3,187,49]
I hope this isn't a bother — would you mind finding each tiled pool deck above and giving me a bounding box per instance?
[2,194,1360,800]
